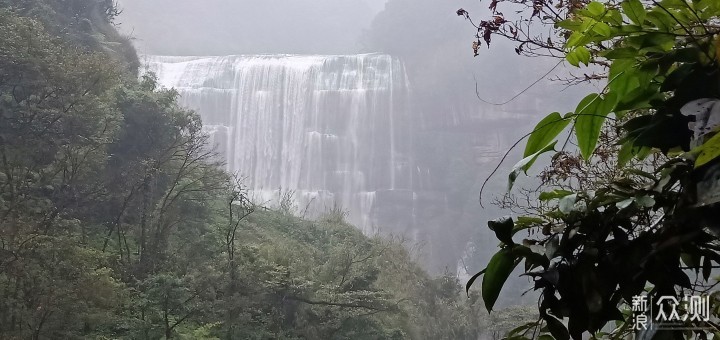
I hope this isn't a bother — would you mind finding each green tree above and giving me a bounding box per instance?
[0,2,510,339]
[462,0,720,339]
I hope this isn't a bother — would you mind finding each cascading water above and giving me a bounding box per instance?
[144,54,413,232]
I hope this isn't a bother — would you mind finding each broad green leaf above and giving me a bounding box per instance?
[609,58,636,78]
[575,93,615,160]
[544,313,570,340]
[619,24,644,33]
[616,198,634,209]
[574,93,602,160]
[615,86,658,111]
[512,245,550,270]
[566,31,586,48]
[575,46,591,66]
[592,21,612,38]
[574,18,615,44]
[508,141,558,191]
[601,47,639,60]
[636,146,653,160]
[628,32,676,52]
[661,62,694,91]
[489,217,515,245]
[622,0,646,25]
[579,17,596,31]
[566,49,581,67]
[539,189,574,201]
[617,141,635,167]
[604,9,624,25]
[698,0,720,19]
[465,268,486,297]
[587,1,606,17]
[646,10,675,31]
[635,195,656,208]
[694,132,720,168]
[482,248,519,311]
[680,251,700,269]
[703,256,712,281]
[524,112,571,157]
[608,59,640,97]
[599,92,619,113]
[575,93,601,114]
[555,19,582,31]
[660,0,691,9]
[514,217,545,232]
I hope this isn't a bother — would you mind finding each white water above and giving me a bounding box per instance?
[145,54,412,231]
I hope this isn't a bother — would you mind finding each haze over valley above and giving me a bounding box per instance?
[116,0,586,275]
[4,0,711,338]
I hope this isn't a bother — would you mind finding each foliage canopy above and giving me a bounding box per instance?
[462,0,720,339]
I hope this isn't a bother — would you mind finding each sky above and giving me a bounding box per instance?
[116,0,389,55]
[365,0,388,12]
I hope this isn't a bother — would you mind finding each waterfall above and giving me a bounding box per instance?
[144,54,413,231]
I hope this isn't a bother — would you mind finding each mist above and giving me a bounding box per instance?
[117,0,387,55]
[118,0,587,295]
[6,0,719,337]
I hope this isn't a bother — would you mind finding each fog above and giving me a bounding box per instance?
[8,0,718,337]
[117,0,388,55]
[117,0,589,306]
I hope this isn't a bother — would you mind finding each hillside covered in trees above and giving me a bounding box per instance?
[0,1,536,339]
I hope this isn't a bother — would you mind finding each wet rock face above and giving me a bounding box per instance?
[145,54,414,232]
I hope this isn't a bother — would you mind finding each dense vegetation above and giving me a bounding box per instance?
[462,0,720,339]
[0,1,512,339]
